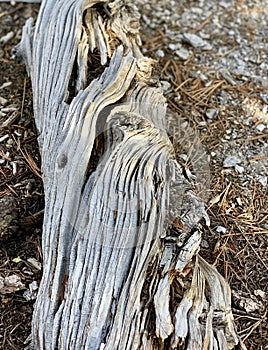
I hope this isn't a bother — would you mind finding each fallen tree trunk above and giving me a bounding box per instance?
[17,0,245,349]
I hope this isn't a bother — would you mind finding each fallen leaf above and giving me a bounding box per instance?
[12,256,22,263]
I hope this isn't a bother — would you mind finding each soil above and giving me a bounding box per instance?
[0,1,267,349]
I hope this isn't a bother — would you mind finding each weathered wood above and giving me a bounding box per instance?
[17,0,245,349]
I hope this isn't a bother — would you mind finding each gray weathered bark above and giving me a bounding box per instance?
[17,0,245,349]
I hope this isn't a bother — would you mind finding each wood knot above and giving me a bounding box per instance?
[57,153,68,169]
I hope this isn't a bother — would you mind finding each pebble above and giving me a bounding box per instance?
[256,123,266,132]
[199,73,208,81]
[256,175,267,187]
[160,80,171,92]
[220,69,237,86]
[206,108,218,119]
[223,156,242,168]
[175,48,190,60]
[26,182,32,191]
[6,138,14,146]
[216,226,227,234]
[183,32,212,50]
[168,43,179,51]
[219,1,229,9]
[235,164,244,173]
[0,96,8,106]
[155,49,165,58]
[23,281,39,301]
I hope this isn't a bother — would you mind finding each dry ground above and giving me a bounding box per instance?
[0,1,267,349]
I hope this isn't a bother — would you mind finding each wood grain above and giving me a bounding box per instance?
[17,0,244,349]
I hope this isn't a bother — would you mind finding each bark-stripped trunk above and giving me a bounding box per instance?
[17,0,245,349]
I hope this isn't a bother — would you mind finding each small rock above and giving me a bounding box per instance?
[168,43,179,51]
[26,182,32,191]
[6,138,14,146]
[199,73,208,82]
[183,33,212,50]
[216,226,227,234]
[219,1,229,8]
[23,281,39,301]
[220,69,237,86]
[155,49,165,58]
[0,96,8,106]
[223,156,242,168]
[256,123,266,132]
[232,67,251,77]
[256,175,267,187]
[206,108,218,119]
[232,131,238,139]
[183,33,203,47]
[160,80,171,92]
[235,164,244,173]
[175,48,190,60]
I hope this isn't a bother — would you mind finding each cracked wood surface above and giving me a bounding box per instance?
[17,0,244,349]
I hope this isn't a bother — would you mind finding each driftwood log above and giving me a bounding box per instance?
[17,0,245,349]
